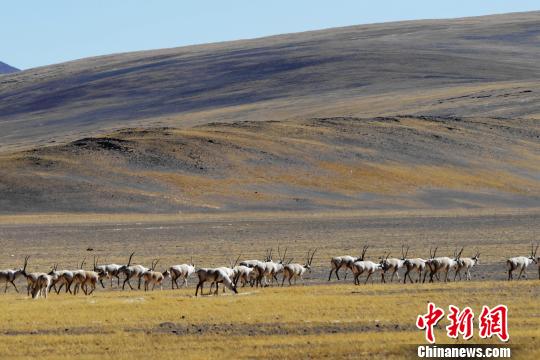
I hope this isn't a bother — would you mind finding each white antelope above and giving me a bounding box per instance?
[169,257,196,289]
[281,249,317,286]
[0,256,29,293]
[30,273,54,299]
[93,257,122,288]
[232,265,255,287]
[328,245,369,281]
[119,252,149,290]
[428,247,463,283]
[507,244,538,281]
[239,253,267,287]
[142,259,170,291]
[351,248,388,285]
[261,247,287,286]
[454,250,480,281]
[380,245,408,283]
[195,268,237,296]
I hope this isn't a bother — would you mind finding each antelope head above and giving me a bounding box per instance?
[530,243,539,263]
[304,248,317,271]
[401,245,409,261]
[358,245,369,261]
[48,263,58,276]
[472,249,480,264]
[277,246,288,264]
[428,247,438,260]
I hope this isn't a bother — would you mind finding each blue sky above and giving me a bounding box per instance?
[2,1,538,70]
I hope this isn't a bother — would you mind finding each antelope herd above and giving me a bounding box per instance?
[0,244,538,299]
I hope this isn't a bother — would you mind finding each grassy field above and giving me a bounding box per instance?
[0,281,538,359]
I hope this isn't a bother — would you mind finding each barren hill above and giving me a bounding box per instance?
[1,11,539,152]
[0,12,539,213]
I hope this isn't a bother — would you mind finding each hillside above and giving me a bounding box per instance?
[0,12,539,213]
[0,11,539,152]
[1,116,538,213]
[0,61,19,74]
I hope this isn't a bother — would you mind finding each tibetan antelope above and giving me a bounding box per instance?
[119,252,149,290]
[381,245,408,282]
[507,244,538,280]
[454,250,480,281]
[261,247,287,286]
[428,247,463,283]
[0,256,29,293]
[48,265,74,294]
[328,245,369,281]
[210,255,241,293]
[281,249,317,286]
[30,272,54,299]
[195,268,237,296]
[403,255,427,284]
[169,257,195,289]
[72,257,100,295]
[94,258,122,288]
[239,252,268,287]
[142,260,170,291]
[351,248,388,285]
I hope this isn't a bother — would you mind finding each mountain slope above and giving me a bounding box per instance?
[1,115,538,213]
[0,61,19,74]
[1,11,539,152]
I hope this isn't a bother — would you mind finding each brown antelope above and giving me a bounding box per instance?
[142,260,170,291]
[281,249,317,286]
[0,256,29,293]
[195,268,237,296]
[72,257,100,295]
[454,250,480,281]
[507,244,539,280]
[48,264,74,294]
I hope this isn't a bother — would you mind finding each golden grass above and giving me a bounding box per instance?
[0,281,537,359]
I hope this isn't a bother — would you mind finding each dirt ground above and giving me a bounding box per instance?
[1,209,538,285]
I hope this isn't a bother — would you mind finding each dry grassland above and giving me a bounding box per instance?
[0,281,537,359]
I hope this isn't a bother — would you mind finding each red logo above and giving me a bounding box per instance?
[417,303,509,343]
[416,303,445,344]
[479,305,509,342]
[446,305,474,340]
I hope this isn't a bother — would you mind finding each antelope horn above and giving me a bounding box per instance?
[282,248,288,262]
[277,246,282,260]
[234,254,241,268]
[127,252,135,267]
[80,257,86,269]
[405,246,409,258]
[310,248,317,265]
[153,259,160,270]
[457,247,464,259]
[23,256,29,271]
[433,247,438,258]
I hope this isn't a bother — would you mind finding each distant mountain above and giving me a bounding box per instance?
[0,61,19,74]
